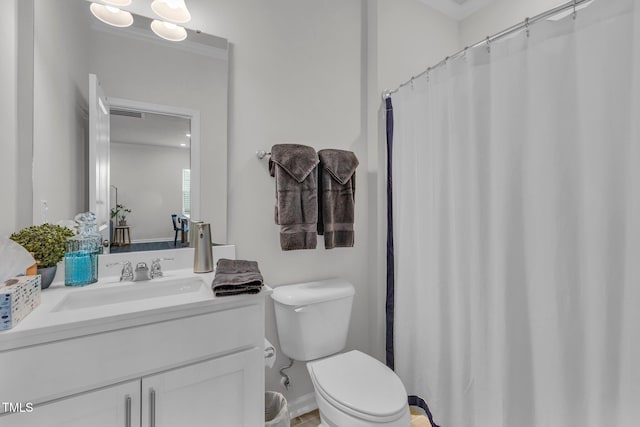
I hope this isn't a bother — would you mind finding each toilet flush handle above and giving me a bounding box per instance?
[294,306,308,313]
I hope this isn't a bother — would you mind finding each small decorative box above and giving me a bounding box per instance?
[0,275,42,331]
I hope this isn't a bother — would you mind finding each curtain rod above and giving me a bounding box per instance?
[382,0,592,99]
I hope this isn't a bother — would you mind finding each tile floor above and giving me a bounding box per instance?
[290,409,321,427]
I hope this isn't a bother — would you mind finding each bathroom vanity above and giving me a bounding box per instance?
[0,248,269,427]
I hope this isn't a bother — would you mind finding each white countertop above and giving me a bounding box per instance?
[0,246,272,351]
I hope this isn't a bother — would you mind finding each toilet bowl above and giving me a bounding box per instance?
[271,279,410,427]
[307,351,410,427]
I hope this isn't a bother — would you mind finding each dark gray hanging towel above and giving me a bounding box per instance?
[269,144,319,250]
[317,149,359,249]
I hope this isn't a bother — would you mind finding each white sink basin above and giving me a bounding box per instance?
[52,276,209,312]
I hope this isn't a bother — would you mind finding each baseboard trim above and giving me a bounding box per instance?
[287,392,317,419]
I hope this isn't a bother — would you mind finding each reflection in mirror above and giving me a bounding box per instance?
[30,0,229,251]
[109,109,193,253]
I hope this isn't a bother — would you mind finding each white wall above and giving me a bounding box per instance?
[183,0,459,407]
[110,143,189,242]
[377,0,460,95]
[128,0,458,407]
[460,0,567,46]
[2,0,33,238]
[0,1,19,237]
[194,0,369,405]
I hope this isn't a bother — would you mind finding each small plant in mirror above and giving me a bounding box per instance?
[110,203,132,226]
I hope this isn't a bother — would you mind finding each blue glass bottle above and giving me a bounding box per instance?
[64,213,100,287]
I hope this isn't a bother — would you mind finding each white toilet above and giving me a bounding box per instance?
[272,278,411,427]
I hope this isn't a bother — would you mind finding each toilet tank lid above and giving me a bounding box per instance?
[271,278,355,306]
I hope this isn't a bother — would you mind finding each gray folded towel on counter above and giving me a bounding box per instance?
[212,259,264,297]
[269,144,320,250]
[317,149,359,249]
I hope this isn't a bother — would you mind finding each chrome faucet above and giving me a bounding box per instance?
[133,262,150,281]
[106,261,134,282]
[106,258,174,282]
[150,258,173,279]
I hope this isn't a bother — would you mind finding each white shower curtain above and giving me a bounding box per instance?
[391,0,640,426]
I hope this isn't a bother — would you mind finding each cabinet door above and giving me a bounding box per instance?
[142,347,263,427]
[0,380,140,427]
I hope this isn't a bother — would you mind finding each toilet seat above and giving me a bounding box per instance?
[307,350,408,423]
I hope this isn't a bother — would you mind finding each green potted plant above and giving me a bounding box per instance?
[110,203,132,226]
[9,223,74,289]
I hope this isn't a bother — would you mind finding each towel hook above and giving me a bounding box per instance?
[256,150,271,160]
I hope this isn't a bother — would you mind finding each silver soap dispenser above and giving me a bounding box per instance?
[193,223,213,273]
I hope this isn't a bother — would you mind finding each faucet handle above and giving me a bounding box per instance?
[106,261,134,282]
[150,258,174,279]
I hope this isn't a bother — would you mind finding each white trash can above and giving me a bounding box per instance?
[265,391,289,427]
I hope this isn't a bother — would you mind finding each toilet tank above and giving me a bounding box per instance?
[271,278,355,361]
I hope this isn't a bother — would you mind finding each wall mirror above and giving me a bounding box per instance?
[30,0,229,252]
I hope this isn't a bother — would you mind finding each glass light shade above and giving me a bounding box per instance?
[151,0,191,24]
[150,20,188,42]
[89,3,133,27]
[102,0,132,6]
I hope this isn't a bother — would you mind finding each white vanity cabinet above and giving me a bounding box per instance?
[2,380,140,427]
[141,348,262,427]
[0,285,267,427]
[4,348,262,427]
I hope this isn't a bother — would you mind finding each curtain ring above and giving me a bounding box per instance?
[410,76,415,90]
[426,67,431,82]
[525,17,530,37]
[486,36,491,53]
[573,0,577,19]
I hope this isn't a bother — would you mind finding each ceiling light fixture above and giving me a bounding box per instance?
[150,0,191,24]
[90,3,134,27]
[150,20,187,42]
